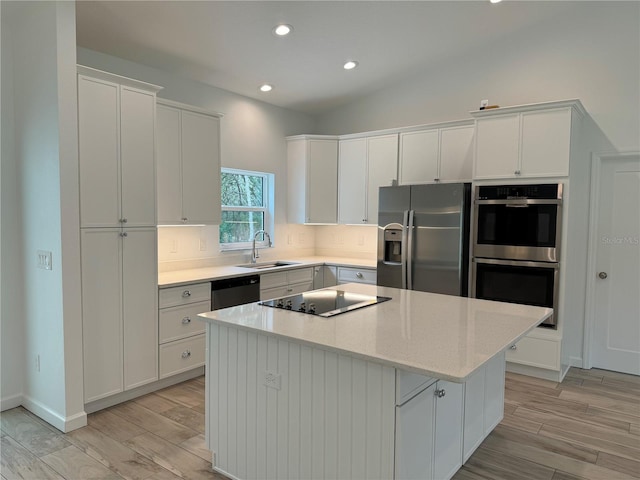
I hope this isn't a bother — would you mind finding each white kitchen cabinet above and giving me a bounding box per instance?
[338,134,398,224]
[260,268,314,300]
[78,67,160,228]
[395,379,464,480]
[473,102,581,179]
[337,266,376,285]
[399,123,474,185]
[156,100,222,225]
[158,282,209,379]
[81,228,158,403]
[287,136,339,224]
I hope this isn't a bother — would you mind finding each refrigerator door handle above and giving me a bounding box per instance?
[401,210,409,289]
[406,210,415,290]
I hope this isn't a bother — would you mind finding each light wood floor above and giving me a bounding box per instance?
[1,368,638,480]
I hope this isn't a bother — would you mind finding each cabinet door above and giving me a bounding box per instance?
[434,381,464,480]
[367,135,398,225]
[440,126,474,182]
[474,115,520,179]
[395,382,436,480]
[78,76,120,227]
[181,111,221,224]
[156,105,183,224]
[399,130,439,184]
[463,367,486,462]
[307,140,338,223]
[484,352,505,434]
[323,266,338,287]
[287,139,307,224]
[338,138,367,224]
[520,108,571,177]
[122,228,158,391]
[120,87,157,226]
[81,229,123,402]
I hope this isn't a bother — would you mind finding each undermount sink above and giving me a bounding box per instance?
[235,261,300,270]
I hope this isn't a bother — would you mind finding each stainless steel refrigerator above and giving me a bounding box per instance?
[377,183,472,296]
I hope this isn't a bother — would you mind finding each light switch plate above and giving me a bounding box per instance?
[37,250,52,270]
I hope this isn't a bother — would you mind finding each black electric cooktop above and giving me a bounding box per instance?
[259,289,392,317]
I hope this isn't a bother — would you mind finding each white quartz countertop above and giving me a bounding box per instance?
[158,256,376,287]
[198,283,553,382]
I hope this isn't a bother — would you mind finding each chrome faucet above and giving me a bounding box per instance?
[251,230,272,263]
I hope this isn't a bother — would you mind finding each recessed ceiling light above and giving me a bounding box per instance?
[490,0,502,3]
[259,84,273,92]
[273,24,293,36]
[343,60,359,70]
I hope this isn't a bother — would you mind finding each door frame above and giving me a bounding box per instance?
[583,151,640,369]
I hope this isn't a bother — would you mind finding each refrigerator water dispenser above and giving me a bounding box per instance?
[383,228,403,263]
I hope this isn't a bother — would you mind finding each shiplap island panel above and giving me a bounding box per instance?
[199,284,551,480]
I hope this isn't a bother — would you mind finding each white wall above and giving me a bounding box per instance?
[77,48,320,271]
[316,3,639,152]
[1,1,85,430]
[1,1,24,409]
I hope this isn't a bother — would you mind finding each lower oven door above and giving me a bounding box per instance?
[472,258,559,328]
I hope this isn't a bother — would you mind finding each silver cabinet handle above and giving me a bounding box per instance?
[598,272,608,279]
[182,316,191,324]
[434,178,440,182]
[356,272,364,279]
[510,344,517,350]
[287,288,293,292]
[119,232,128,237]
[120,218,128,223]
[181,350,191,359]
[181,217,188,223]
[435,388,446,398]
[182,290,191,298]
[514,170,521,175]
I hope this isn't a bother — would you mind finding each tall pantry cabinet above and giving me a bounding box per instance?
[77,66,162,403]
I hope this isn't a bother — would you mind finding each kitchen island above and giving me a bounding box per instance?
[198,283,552,480]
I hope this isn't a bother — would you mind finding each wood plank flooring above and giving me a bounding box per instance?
[1,368,638,479]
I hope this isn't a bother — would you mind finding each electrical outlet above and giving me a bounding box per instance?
[36,355,40,372]
[287,234,293,245]
[357,234,365,246]
[199,238,207,251]
[263,371,281,390]
[37,251,52,270]
[170,239,178,253]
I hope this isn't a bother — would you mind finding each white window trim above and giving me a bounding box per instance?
[219,168,275,252]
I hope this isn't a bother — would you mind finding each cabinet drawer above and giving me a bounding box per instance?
[159,334,205,379]
[506,335,560,370]
[159,282,210,308]
[260,272,288,290]
[159,300,209,344]
[396,370,436,406]
[337,267,377,285]
[288,280,314,296]
[288,267,314,284]
[260,286,290,301]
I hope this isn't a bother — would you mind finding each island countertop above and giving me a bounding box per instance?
[198,283,552,382]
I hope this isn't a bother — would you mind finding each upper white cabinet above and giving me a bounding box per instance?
[156,100,222,225]
[399,123,474,185]
[338,134,398,224]
[287,135,339,224]
[78,66,161,228]
[472,101,583,180]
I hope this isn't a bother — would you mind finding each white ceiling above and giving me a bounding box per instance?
[76,1,578,115]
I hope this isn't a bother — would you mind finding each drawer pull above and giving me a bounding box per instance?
[356,272,364,279]
[509,344,517,350]
[182,316,191,324]
[182,290,191,298]
[435,388,446,398]
[181,350,192,359]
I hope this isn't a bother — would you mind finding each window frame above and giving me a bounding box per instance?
[219,167,275,252]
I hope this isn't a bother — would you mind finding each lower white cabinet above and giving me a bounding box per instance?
[337,266,377,285]
[395,379,464,480]
[158,282,210,379]
[81,227,158,403]
[505,334,560,371]
[260,268,314,300]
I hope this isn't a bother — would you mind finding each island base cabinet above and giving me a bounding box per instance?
[395,380,463,480]
[207,324,396,480]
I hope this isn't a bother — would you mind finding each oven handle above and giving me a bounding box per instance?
[473,258,559,269]
[475,198,562,206]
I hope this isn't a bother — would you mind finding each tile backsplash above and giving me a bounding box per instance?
[157,224,377,272]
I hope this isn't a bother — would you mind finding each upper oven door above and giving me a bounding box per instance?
[474,199,562,262]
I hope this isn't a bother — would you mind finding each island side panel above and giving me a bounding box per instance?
[207,324,396,480]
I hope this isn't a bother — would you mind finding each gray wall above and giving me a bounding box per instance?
[315,3,639,152]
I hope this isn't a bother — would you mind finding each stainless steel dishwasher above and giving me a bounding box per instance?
[211,275,260,310]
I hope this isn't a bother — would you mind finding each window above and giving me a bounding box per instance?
[220,168,274,250]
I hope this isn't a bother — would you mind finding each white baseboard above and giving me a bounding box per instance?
[1,393,23,412]
[506,362,563,382]
[22,395,87,433]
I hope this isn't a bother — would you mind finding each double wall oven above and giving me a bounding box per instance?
[472,184,562,328]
